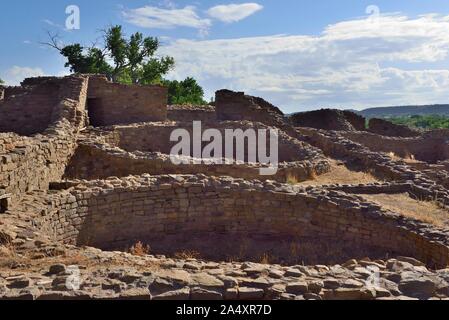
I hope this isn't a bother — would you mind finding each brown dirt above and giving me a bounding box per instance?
[297,161,381,186]
[360,193,449,227]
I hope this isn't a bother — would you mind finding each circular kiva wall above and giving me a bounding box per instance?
[95,121,320,163]
[66,121,331,182]
[42,175,449,267]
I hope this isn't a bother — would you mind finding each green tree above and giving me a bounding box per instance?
[163,77,207,105]
[389,115,449,129]
[44,26,206,105]
[0,78,4,84]
[45,26,174,84]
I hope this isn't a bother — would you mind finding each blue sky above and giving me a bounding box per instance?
[1,0,449,112]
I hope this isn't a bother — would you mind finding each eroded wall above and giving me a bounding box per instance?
[215,90,286,128]
[368,118,421,137]
[0,76,89,203]
[0,78,63,136]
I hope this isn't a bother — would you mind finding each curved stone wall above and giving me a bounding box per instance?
[41,175,449,268]
[97,121,320,163]
[64,142,330,182]
[66,121,332,182]
[342,131,449,164]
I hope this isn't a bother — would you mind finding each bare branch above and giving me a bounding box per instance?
[40,30,63,51]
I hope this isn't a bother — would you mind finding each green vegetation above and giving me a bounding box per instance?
[44,26,206,105]
[163,77,207,105]
[0,78,4,84]
[387,115,449,129]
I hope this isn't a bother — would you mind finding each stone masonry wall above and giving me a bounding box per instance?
[1,86,29,100]
[41,175,449,268]
[290,109,358,131]
[99,121,323,163]
[167,105,217,122]
[215,90,286,128]
[0,76,88,204]
[64,141,330,182]
[342,131,449,164]
[87,76,167,126]
[368,118,421,138]
[296,127,449,206]
[0,79,62,136]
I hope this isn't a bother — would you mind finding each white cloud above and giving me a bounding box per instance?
[207,3,263,23]
[2,66,45,86]
[122,5,211,31]
[159,14,449,112]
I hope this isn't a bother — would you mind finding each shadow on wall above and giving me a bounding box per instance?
[0,79,62,136]
[87,76,168,126]
[44,177,449,269]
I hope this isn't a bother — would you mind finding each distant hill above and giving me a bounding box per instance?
[352,104,449,118]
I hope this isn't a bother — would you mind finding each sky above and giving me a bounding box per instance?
[1,0,449,113]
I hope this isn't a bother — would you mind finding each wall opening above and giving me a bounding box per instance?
[87,98,104,127]
[0,197,9,214]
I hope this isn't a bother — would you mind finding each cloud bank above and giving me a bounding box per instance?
[122,3,263,37]
[122,5,212,30]
[160,14,449,112]
[207,3,264,23]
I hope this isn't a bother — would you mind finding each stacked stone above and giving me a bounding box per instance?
[297,128,449,206]
[27,174,449,269]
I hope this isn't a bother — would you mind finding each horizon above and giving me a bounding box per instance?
[1,0,449,113]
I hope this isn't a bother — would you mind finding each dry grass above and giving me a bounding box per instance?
[259,253,274,265]
[298,161,381,186]
[174,250,201,260]
[286,174,300,185]
[387,152,421,164]
[128,242,151,257]
[0,245,161,274]
[361,193,449,227]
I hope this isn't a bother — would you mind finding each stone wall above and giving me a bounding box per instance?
[296,127,449,206]
[0,78,63,136]
[342,131,449,164]
[64,141,330,183]
[97,121,322,163]
[87,76,167,126]
[289,109,365,131]
[167,105,217,122]
[342,111,366,131]
[0,76,89,204]
[1,86,29,100]
[41,175,449,268]
[215,90,286,128]
[368,118,421,137]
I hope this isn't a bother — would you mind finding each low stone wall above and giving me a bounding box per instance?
[87,76,167,126]
[167,105,217,122]
[342,131,449,164]
[41,175,449,268]
[64,141,330,182]
[94,121,324,163]
[368,118,421,137]
[296,128,449,206]
[290,109,363,131]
